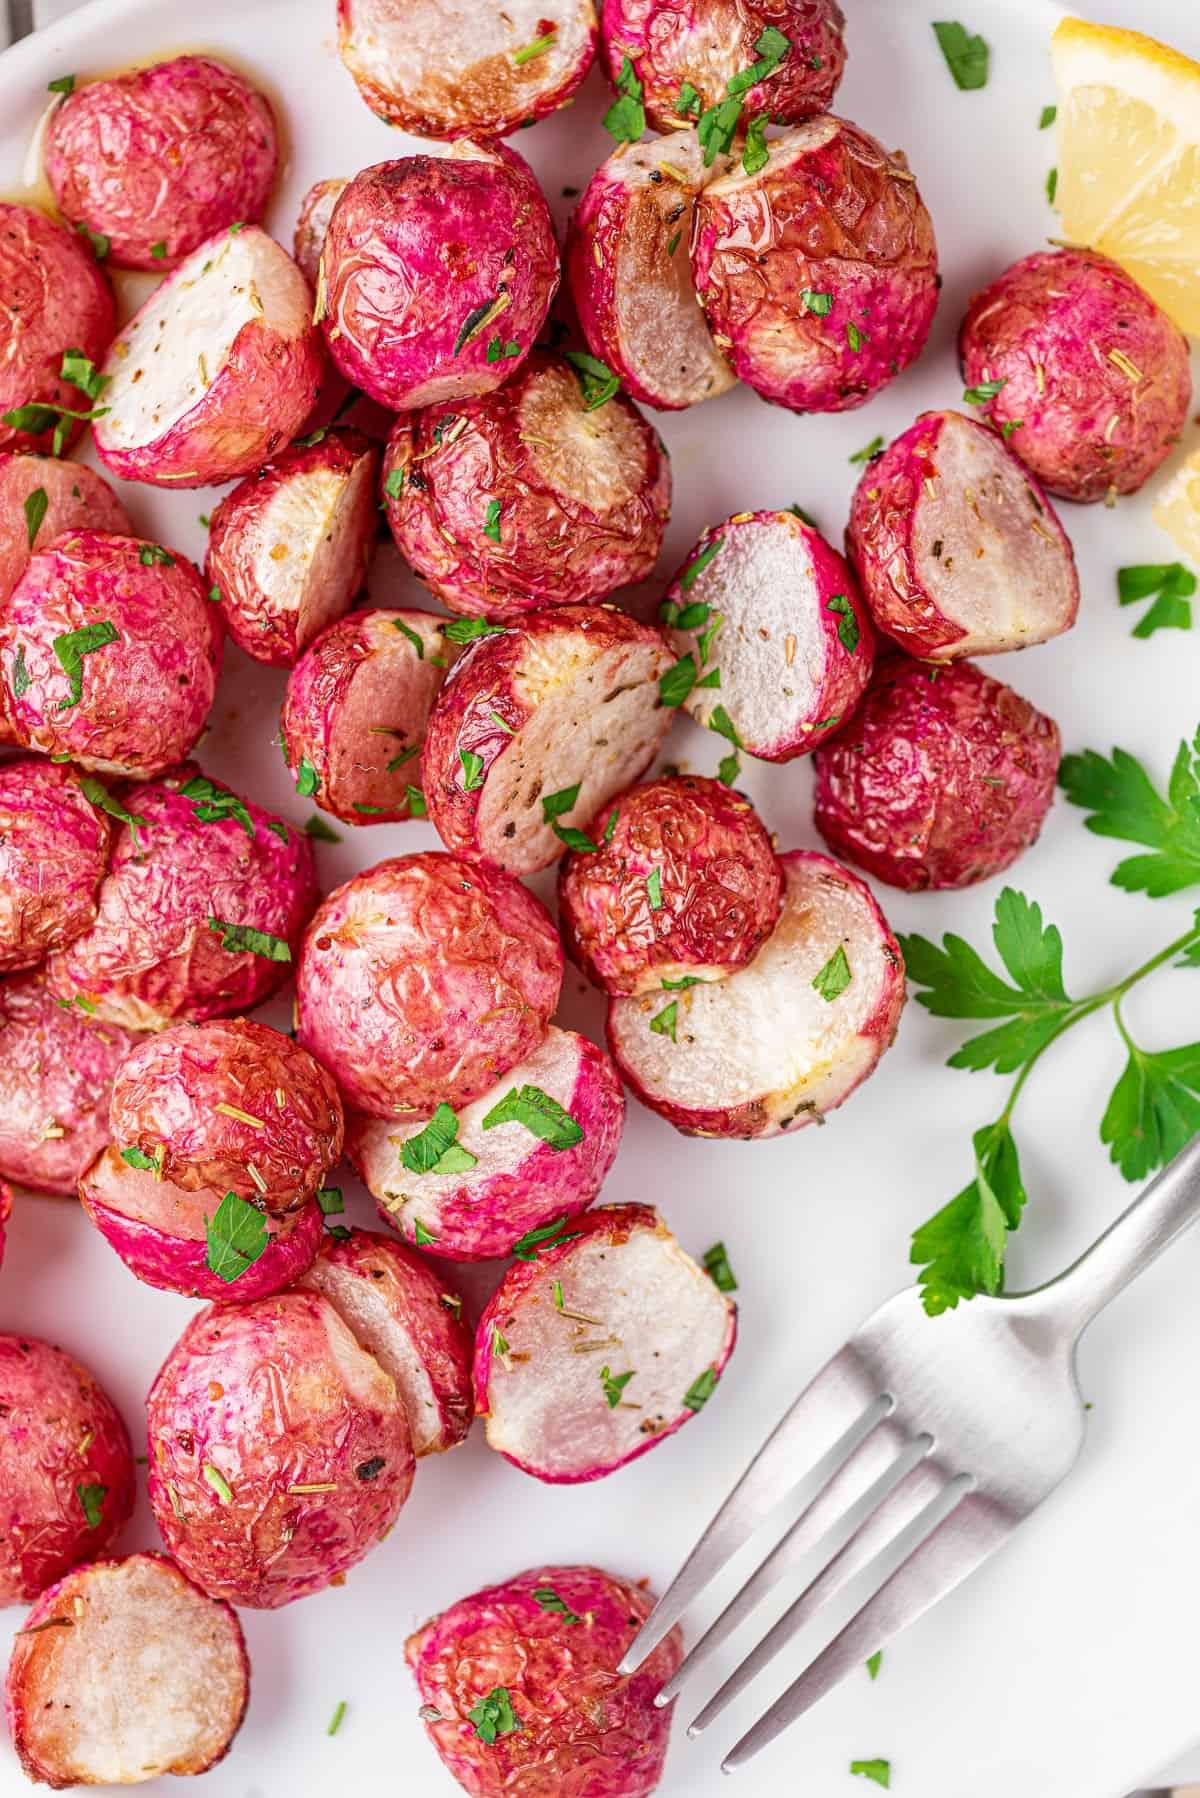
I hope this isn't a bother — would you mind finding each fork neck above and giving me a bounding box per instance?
[1016,1134,1200,1341]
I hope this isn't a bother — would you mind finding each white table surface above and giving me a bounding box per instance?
[3,1,1200,1795]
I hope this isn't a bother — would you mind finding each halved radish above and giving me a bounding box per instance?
[293,179,346,286]
[607,849,905,1137]
[6,1553,248,1788]
[348,1025,625,1261]
[475,1204,736,1483]
[661,509,874,762]
[566,132,734,412]
[281,608,453,826]
[206,428,381,666]
[423,605,675,876]
[846,410,1080,659]
[302,1229,472,1456]
[558,774,783,995]
[94,226,324,488]
[79,1146,323,1302]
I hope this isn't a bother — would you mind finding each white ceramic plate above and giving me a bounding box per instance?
[2,1,1200,1794]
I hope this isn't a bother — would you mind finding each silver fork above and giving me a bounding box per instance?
[621,1134,1200,1771]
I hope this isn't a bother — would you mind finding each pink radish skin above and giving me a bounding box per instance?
[0,455,131,608]
[0,203,114,457]
[348,1026,625,1261]
[0,761,111,976]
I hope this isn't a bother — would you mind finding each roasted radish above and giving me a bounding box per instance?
[0,203,114,456]
[0,761,111,976]
[0,455,131,607]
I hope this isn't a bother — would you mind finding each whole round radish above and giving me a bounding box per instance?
[693,118,939,412]
[206,429,380,665]
[293,178,346,287]
[565,133,734,412]
[281,607,453,825]
[302,1229,472,1456]
[600,0,846,134]
[558,774,782,994]
[348,1026,625,1260]
[79,1146,323,1302]
[660,509,873,761]
[147,1289,416,1608]
[6,1553,248,1788]
[846,410,1080,659]
[0,455,131,608]
[958,247,1192,503]
[108,1019,343,1209]
[0,532,221,779]
[608,849,905,1136]
[0,975,135,1196]
[338,0,597,139]
[813,656,1062,890]
[407,1562,683,1797]
[298,853,563,1118]
[475,1204,736,1482]
[46,770,316,1030]
[94,226,324,488]
[423,605,675,875]
[382,352,671,618]
[0,203,114,456]
[319,143,559,412]
[44,55,278,271]
[0,1333,135,1603]
[0,761,111,976]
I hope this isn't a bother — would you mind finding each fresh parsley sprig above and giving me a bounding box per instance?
[1058,726,1200,897]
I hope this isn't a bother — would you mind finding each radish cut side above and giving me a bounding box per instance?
[7,1553,248,1787]
[476,1205,735,1483]
[608,850,905,1137]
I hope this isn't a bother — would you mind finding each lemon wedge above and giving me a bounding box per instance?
[1051,16,1200,334]
[1153,447,1200,564]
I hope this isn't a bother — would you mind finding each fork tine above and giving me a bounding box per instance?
[688,1453,948,1736]
[722,1489,1012,1771]
[654,1416,926,1708]
[618,1348,884,1675]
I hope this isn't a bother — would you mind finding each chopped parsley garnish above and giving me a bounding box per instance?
[52,620,118,709]
[511,1216,582,1260]
[23,487,47,549]
[401,1102,478,1176]
[717,750,741,787]
[384,467,406,500]
[801,289,833,316]
[1046,166,1058,205]
[867,1651,884,1680]
[932,20,989,90]
[393,619,425,658]
[483,499,503,544]
[303,814,341,842]
[742,112,770,175]
[532,1586,581,1623]
[482,1085,583,1150]
[79,775,147,847]
[850,1762,891,1790]
[459,748,485,791]
[179,775,254,839]
[11,645,30,698]
[604,54,646,143]
[327,1701,347,1737]
[1001,419,1023,440]
[846,321,867,352]
[76,222,109,259]
[1116,562,1196,639]
[295,757,319,797]
[683,1366,719,1410]
[468,1687,522,1745]
[826,593,860,654]
[650,1001,678,1041]
[849,437,884,465]
[702,1241,738,1293]
[666,229,682,258]
[659,654,699,708]
[205,1191,269,1283]
[662,974,702,990]
[541,783,600,852]
[491,1327,510,1358]
[386,742,421,772]
[406,784,428,817]
[75,1482,106,1528]
[604,806,619,843]
[206,918,291,961]
[679,536,724,590]
[564,349,620,411]
[676,79,702,118]
[646,867,663,910]
[293,429,327,448]
[707,704,740,747]
[963,378,1007,407]
[442,615,506,643]
[813,943,853,1001]
[486,336,521,362]
[202,1463,233,1503]
[208,583,222,604]
[48,73,75,94]
[600,1366,635,1407]
[2,400,110,456]
[414,1219,438,1246]
[697,26,790,165]
[513,27,556,64]
[316,1187,344,1216]
[60,350,109,402]
[1040,104,1057,128]
[120,1146,158,1172]
[150,241,168,259]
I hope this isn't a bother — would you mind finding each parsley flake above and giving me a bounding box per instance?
[600,1365,635,1407]
[849,438,884,466]
[684,1367,719,1410]
[401,1103,478,1176]
[650,1001,678,1041]
[532,1586,581,1623]
[468,1687,522,1745]
[646,867,664,910]
[483,498,503,544]
[482,1085,583,1149]
[932,20,989,90]
[460,748,485,790]
[604,55,646,144]
[179,775,254,839]
[702,1241,738,1292]
[53,620,118,709]
[393,618,426,658]
[679,535,724,590]
[441,615,506,643]
[1115,562,1196,639]
[205,1191,269,1283]
[76,1482,106,1529]
[826,593,860,654]
[206,919,291,961]
[511,1216,582,1260]
[564,349,620,411]
[79,775,147,846]
[23,487,47,549]
[813,943,852,1001]
[295,757,319,797]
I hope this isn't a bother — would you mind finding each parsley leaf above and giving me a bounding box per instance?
[206,918,291,962]
[414,1219,438,1247]
[53,620,118,709]
[676,79,702,118]
[1058,730,1200,896]
[513,28,556,64]
[660,654,698,708]
[441,615,506,643]
[303,814,341,842]
[205,1191,269,1283]
[295,756,319,797]
[138,543,174,567]
[850,1761,891,1790]
[564,349,620,411]
[483,499,503,544]
[120,1146,158,1172]
[679,536,724,590]
[48,73,75,94]
[401,1102,478,1176]
[179,775,254,839]
[532,1585,581,1623]
[79,775,147,847]
[702,1241,738,1292]
[707,704,740,746]
[383,467,406,500]
[1039,103,1057,128]
[460,748,485,791]
[801,289,833,316]
[866,1651,883,1680]
[650,1000,678,1041]
[23,487,47,549]
[684,1366,719,1410]
[1100,1027,1200,1181]
[482,1085,583,1149]
[1116,561,1195,639]
[812,944,852,1001]
[646,867,663,910]
[963,377,1008,407]
[60,350,109,402]
[911,1119,1026,1314]
[11,645,30,698]
[486,336,521,362]
[826,593,860,654]
[849,438,884,466]
[511,1216,582,1259]
[316,1186,345,1216]
[600,1365,635,1407]
[76,1482,106,1529]
[468,1687,522,1745]
[742,112,770,175]
[604,55,646,143]
[393,619,425,658]
[932,20,989,90]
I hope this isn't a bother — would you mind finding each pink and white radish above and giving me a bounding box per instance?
[294,179,346,286]
[0,761,111,976]
[302,1229,473,1456]
[0,203,114,457]
[608,849,905,1136]
[558,774,782,994]
[661,509,873,761]
[206,428,380,665]
[94,226,324,488]
[382,351,671,618]
[6,1553,248,1787]
[281,607,454,825]
[348,1026,625,1261]
[475,1203,736,1483]
[423,605,675,875]
[846,410,1080,659]
[0,455,131,608]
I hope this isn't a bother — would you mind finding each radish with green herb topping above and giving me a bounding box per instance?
[0,455,131,609]
[0,761,112,976]
[660,508,873,762]
[0,202,115,457]
[474,1203,736,1483]
[382,351,670,619]
[608,849,905,1136]
[423,605,675,875]
[348,1025,625,1260]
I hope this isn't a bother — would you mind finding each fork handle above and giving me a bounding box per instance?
[1026,1133,1200,1339]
